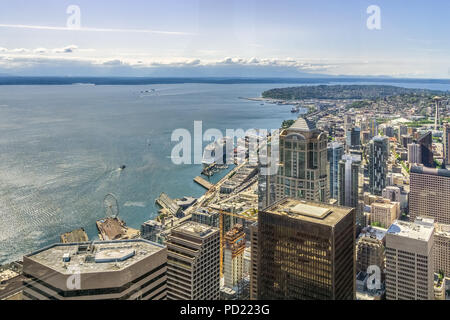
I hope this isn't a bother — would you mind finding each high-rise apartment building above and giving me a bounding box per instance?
[223,224,245,289]
[407,143,422,165]
[328,142,344,200]
[22,239,167,300]
[368,136,389,196]
[434,223,450,277]
[275,117,329,203]
[410,165,450,225]
[257,198,355,300]
[385,217,435,300]
[166,222,220,300]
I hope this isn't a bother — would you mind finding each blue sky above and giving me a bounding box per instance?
[0,0,448,77]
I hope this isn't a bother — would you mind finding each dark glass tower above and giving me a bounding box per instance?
[257,198,355,300]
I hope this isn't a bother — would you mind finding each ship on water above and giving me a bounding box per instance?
[202,137,233,169]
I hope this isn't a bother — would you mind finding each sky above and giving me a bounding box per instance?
[0,0,448,78]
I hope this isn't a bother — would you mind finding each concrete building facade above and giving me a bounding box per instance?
[410,165,450,225]
[385,218,435,300]
[166,222,220,300]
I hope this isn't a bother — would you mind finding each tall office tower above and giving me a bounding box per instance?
[407,142,422,164]
[275,117,329,203]
[22,240,167,300]
[166,222,220,300]
[337,153,360,209]
[410,165,450,225]
[443,121,450,167]
[328,142,344,200]
[223,224,245,289]
[257,198,355,300]
[434,223,450,277]
[346,127,361,149]
[385,217,435,300]
[356,226,386,274]
[417,132,434,167]
[258,142,276,209]
[368,136,389,196]
[370,199,400,229]
[249,222,258,300]
[382,186,401,203]
[433,96,442,131]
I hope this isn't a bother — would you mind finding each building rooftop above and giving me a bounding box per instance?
[358,226,387,241]
[25,239,165,274]
[289,117,317,131]
[435,223,450,238]
[410,165,450,178]
[174,221,218,238]
[263,198,353,227]
[387,218,434,242]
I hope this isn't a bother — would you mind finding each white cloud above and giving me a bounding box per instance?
[0,24,193,36]
[34,48,47,54]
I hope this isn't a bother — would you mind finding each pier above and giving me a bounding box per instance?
[155,192,182,216]
[194,176,214,190]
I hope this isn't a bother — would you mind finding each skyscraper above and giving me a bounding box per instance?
[385,218,435,300]
[337,153,360,209]
[257,198,355,300]
[368,136,389,196]
[275,117,329,203]
[443,121,450,167]
[166,222,220,300]
[407,142,422,165]
[346,127,361,150]
[417,131,434,167]
[328,142,344,200]
[410,165,450,225]
[433,96,442,131]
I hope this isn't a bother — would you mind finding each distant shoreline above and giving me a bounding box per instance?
[0,76,450,86]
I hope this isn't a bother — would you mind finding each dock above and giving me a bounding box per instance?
[96,217,140,241]
[60,228,89,243]
[155,192,182,216]
[194,176,214,190]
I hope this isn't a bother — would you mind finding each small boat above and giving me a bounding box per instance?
[120,165,126,170]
